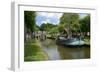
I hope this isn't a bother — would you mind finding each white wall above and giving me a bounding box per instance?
[0,0,100,73]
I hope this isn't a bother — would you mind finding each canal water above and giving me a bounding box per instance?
[40,39,90,60]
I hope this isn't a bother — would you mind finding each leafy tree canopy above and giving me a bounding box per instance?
[60,13,79,32]
[24,11,36,32]
[40,23,57,31]
[79,15,90,32]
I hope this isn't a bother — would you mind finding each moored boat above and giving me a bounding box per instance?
[56,37,86,47]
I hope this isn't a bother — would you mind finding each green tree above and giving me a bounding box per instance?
[79,15,90,32]
[24,11,36,40]
[24,11,36,32]
[35,25,40,31]
[49,26,59,38]
[60,13,79,37]
[58,24,65,33]
[40,23,56,32]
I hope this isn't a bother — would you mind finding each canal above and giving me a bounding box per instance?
[40,39,90,60]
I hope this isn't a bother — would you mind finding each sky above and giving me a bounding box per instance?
[36,12,89,26]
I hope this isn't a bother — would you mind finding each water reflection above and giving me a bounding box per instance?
[40,39,90,60]
[41,39,61,60]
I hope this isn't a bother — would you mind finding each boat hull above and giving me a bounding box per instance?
[56,38,89,48]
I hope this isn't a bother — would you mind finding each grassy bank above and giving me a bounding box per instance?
[84,37,90,45]
[24,39,48,61]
